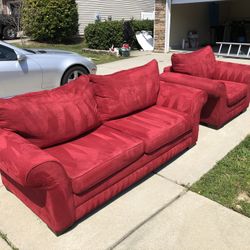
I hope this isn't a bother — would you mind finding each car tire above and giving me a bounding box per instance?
[61,66,89,85]
[3,26,17,40]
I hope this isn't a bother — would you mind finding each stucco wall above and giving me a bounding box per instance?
[218,1,230,24]
[219,0,250,24]
[170,2,210,49]
[228,0,250,21]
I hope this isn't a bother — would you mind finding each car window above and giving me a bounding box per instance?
[0,45,17,61]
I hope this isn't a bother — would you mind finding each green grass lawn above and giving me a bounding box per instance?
[13,39,121,65]
[191,135,250,217]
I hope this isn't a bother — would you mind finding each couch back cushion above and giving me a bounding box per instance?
[90,60,160,121]
[171,46,216,78]
[0,76,100,148]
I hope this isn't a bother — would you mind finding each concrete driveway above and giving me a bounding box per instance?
[0,52,250,250]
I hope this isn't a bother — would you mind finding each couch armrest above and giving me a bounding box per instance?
[157,81,207,143]
[215,61,250,84]
[0,129,68,188]
[160,72,226,97]
[157,81,207,117]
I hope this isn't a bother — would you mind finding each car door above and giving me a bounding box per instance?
[0,44,42,97]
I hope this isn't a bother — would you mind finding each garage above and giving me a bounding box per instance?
[169,0,250,51]
[154,0,250,53]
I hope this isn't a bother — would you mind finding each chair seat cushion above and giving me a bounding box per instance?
[105,106,192,154]
[223,80,248,106]
[46,126,144,194]
[90,60,160,121]
[0,76,100,148]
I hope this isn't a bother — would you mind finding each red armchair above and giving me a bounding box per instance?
[160,46,250,128]
[0,60,207,233]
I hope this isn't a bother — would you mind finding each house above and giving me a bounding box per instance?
[3,0,249,54]
[154,0,250,52]
[1,0,155,34]
[75,0,155,34]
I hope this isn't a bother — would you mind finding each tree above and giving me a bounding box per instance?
[22,0,79,42]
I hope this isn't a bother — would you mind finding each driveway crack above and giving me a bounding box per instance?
[107,189,188,250]
[154,172,191,189]
[0,230,19,250]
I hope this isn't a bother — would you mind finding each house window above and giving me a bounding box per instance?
[141,12,155,20]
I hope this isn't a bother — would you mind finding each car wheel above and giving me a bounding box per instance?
[3,26,17,40]
[61,66,89,85]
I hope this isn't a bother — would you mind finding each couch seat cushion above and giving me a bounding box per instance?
[46,126,144,194]
[90,60,160,121]
[105,106,192,154]
[223,80,248,107]
[171,46,216,78]
[0,76,100,148]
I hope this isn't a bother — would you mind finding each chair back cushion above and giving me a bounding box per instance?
[90,60,160,121]
[0,76,100,148]
[171,46,216,78]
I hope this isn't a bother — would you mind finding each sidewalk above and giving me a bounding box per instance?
[0,52,250,250]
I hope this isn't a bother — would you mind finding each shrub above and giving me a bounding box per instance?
[84,20,154,50]
[22,0,79,42]
[84,21,124,50]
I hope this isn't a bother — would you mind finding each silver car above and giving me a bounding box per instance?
[0,41,97,97]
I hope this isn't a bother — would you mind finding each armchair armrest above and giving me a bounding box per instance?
[215,61,250,84]
[160,72,226,97]
[0,129,68,188]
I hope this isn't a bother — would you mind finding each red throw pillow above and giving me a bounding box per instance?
[0,76,100,148]
[90,60,160,121]
[171,46,216,78]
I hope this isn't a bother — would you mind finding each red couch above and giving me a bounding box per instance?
[160,46,250,128]
[0,60,207,234]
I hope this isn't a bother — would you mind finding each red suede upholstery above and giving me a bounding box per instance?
[215,61,250,96]
[0,61,206,234]
[160,72,226,97]
[90,60,160,121]
[0,129,75,232]
[161,46,249,128]
[223,80,248,107]
[105,105,192,154]
[46,126,144,194]
[0,129,65,187]
[73,135,193,220]
[157,82,207,143]
[73,132,193,207]
[171,46,216,78]
[0,76,100,148]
